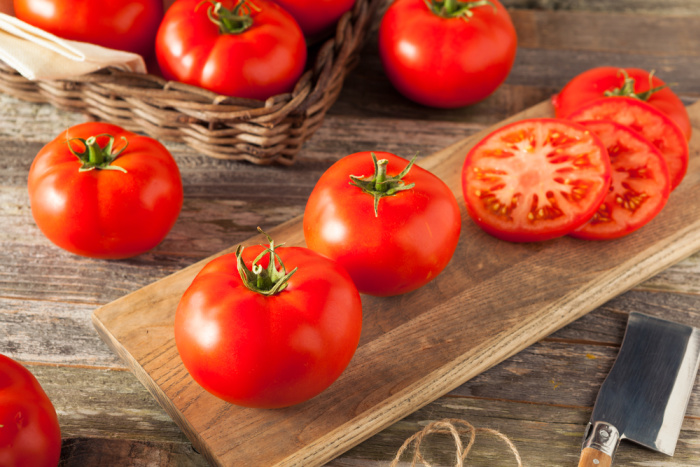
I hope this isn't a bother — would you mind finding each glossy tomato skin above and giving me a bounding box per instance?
[462,118,611,242]
[0,354,61,467]
[271,0,355,37]
[28,122,183,259]
[304,152,461,297]
[567,96,688,191]
[175,245,362,408]
[378,0,517,108]
[570,120,670,240]
[13,0,163,58]
[553,67,691,141]
[156,0,307,100]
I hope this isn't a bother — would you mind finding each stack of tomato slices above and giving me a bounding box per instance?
[461,67,690,242]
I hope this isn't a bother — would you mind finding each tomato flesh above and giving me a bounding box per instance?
[462,118,611,242]
[570,120,670,240]
[567,97,688,190]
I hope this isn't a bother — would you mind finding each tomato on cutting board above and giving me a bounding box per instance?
[27,122,183,259]
[570,120,670,240]
[175,230,363,409]
[0,354,61,467]
[270,0,355,37]
[567,97,688,190]
[303,151,461,297]
[13,0,164,58]
[553,67,692,141]
[461,118,612,242]
[378,0,517,108]
[156,0,307,100]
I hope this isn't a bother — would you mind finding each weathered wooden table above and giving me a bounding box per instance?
[2,1,700,466]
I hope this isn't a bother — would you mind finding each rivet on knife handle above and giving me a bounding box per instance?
[578,421,620,467]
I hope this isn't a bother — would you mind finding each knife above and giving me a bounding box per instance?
[578,311,700,467]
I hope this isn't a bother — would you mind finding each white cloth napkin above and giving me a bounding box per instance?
[0,13,146,80]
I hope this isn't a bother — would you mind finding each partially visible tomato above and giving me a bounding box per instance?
[156,0,307,100]
[28,122,183,259]
[553,67,691,141]
[0,354,61,467]
[567,97,688,190]
[13,0,163,58]
[175,231,362,408]
[570,120,670,240]
[304,151,461,297]
[378,0,517,108]
[461,118,611,242]
[271,0,355,37]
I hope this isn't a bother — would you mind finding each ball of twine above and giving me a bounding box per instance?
[390,418,523,467]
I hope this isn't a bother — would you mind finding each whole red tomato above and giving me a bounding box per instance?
[378,0,517,108]
[28,122,183,259]
[156,0,307,100]
[13,0,163,58]
[270,0,355,37]
[461,119,611,242]
[0,354,61,467]
[304,151,461,296]
[175,231,362,408]
[553,67,692,141]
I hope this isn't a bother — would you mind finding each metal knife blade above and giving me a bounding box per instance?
[578,312,700,466]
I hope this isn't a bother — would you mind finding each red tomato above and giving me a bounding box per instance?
[378,0,517,108]
[28,122,183,259]
[13,0,163,58]
[271,0,355,37]
[303,151,461,297]
[553,67,692,141]
[0,354,61,467]
[461,118,611,242]
[567,97,688,191]
[570,120,670,240]
[175,232,362,408]
[156,0,307,100]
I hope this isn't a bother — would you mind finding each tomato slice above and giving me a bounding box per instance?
[567,97,688,190]
[461,118,611,242]
[569,120,670,240]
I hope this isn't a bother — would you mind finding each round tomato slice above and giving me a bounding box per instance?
[570,120,670,240]
[567,96,688,191]
[461,118,611,242]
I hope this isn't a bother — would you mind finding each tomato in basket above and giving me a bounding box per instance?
[175,230,363,408]
[156,0,307,100]
[570,120,670,240]
[28,122,183,259]
[461,118,611,242]
[270,0,356,37]
[378,0,517,108]
[13,0,163,58]
[567,97,688,190]
[0,353,62,467]
[553,67,692,141]
[303,151,461,297]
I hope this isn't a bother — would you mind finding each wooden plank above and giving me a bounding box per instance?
[91,100,700,466]
[60,438,208,467]
[502,0,700,15]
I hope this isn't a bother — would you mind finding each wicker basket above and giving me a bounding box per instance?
[0,0,378,165]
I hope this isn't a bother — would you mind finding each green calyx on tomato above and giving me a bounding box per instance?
[603,69,668,102]
[236,228,298,295]
[66,134,128,173]
[349,152,416,217]
[198,0,258,34]
[425,0,495,20]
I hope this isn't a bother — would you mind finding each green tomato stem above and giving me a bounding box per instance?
[603,69,669,101]
[349,152,417,217]
[236,228,297,296]
[66,134,128,173]
[198,0,257,34]
[425,0,496,20]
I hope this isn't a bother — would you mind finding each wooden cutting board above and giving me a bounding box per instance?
[92,100,700,467]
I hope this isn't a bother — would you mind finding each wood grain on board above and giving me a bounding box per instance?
[92,99,700,466]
